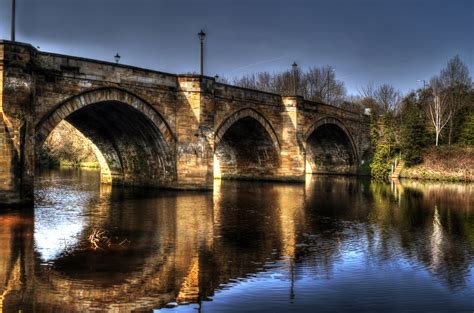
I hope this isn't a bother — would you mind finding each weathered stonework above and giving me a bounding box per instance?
[0,41,371,206]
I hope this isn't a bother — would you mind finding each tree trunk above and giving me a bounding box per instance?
[435,131,439,146]
[448,117,453,145]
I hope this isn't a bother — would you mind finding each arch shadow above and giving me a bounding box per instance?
[215,108,280,152]
[35,87,176,147]
[304,117,358,175]
[214,108,281,180]
[35,87,177,187]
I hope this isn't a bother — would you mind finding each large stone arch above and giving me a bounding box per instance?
[214,108,281,179]
[35,87,175,147]
[35,87,177,187]
[304,117,358,175]
[215,108,280,151]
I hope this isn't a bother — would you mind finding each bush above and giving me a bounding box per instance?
[370,114,379,146]
[370,113,398,180]
[370,144,392,180]
[36,146,60,169]
[459,111,474,145]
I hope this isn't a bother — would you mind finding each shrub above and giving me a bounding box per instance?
[370,144,392,180]
[459,111,474,145]
[370,112,398,180]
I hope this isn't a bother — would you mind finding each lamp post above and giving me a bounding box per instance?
[11,0,16,41]
[416,79,427,89]
[114,53,121,64]
[292,62,298,96]
[327,67,335,104]
[198,30,206,76]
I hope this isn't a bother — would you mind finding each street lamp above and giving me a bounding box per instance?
[114,53,121,64]
[11,0,16,41]
[198,30,206,76]
[327,67,335,104]
[416,79,427,89]
[292,62,298,96]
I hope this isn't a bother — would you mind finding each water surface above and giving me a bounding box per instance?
[0,169,473,312]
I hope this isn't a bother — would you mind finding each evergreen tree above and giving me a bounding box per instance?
[370,112,398,180]
[400,94,427,166]
[459,111,474,145]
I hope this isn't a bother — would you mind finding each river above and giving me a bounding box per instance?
[0,169,473,312]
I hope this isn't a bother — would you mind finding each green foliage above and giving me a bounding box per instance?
[357,149,373,175]
[370,114,379,146]
[399,95,427,166]
[370,113,398,180]
[367,55,473,180]
[370,144,393,180]
[384,113,397,147]
[459,111,474,145]
[36,146,60,169]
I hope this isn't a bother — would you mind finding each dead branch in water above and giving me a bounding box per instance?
[87,228,130,250]
[88,228,106,250]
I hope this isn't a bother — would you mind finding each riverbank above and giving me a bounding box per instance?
[400,145,474,182]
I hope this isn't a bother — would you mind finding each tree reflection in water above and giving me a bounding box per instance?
[0,169,472,311]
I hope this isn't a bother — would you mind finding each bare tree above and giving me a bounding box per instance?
[439,55,471,89]
[360,83,401,113]
[234,73,258,90]
[376,84,402,112]
[272,70,296,95]
[301,66,345,105]
[215,76,230,84]
[341,95,366,113]
[359,83,376,99]
[233,71,283,93]
[438,55,472,144]
[427,78,452,146]
[234,65,346,106]
[256,72,274,92]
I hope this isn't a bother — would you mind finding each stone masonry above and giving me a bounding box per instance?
[0,41,371,206]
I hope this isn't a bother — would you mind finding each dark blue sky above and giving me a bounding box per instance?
[1,0,472,94]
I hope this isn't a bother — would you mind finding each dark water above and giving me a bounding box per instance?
[1,169,473,312]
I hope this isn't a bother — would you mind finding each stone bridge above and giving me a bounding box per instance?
[0,41,371,205]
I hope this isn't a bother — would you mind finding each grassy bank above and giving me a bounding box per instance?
[400,145,474,182]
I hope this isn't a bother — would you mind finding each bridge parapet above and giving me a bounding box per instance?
[37,50,179,89]
[214,83,282,105]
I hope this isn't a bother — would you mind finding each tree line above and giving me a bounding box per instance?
[228,65,346,105]
[369,55,473,178]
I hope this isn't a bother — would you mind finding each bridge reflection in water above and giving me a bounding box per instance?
[0,170,473,311]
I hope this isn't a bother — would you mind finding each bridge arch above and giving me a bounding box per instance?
[214,108,281,179]
[304,117,358,175]
[215,108,280,151]
[36,87,175,146]
[35,87,177,186]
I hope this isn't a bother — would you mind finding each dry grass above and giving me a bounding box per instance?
[401,145,474,182]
